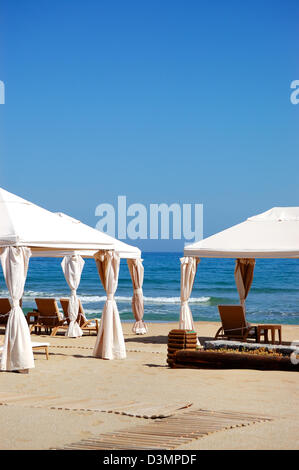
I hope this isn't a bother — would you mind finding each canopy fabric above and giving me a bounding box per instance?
[0,246,34,371]
[54,213,141,259]
[184,207,299,258]
[127,258,147,334]
[234,258,256,309]
[179,257,200,334]
[61,254,85,338]
[93,250,126,360]
[0,187,114,253]
[0,187,141,259]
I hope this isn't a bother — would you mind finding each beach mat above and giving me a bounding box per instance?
[56,408,272,450]
[0,392,192,419]
[171,349,299,371]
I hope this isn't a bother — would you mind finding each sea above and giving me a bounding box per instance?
[1,253,299,325]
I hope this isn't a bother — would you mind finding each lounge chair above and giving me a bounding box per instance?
[0,298,12,327]
[215,305,257,342]
[27,298,68,336]
[60,298,99,335]
[0,298,23,327]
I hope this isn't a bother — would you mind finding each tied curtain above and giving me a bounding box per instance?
[0,246,34,371]
[127,258,147,335]
[234,258,256,309]
[179,256,200,332]
[61,254,85,337]
[93,250,126,360]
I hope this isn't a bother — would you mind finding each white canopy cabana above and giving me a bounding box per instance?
[0,187,145,371]
[180,207,299,333]
[54,214,147,335]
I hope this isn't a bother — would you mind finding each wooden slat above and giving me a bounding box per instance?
[56,408,272,450]
[0,393,191,419]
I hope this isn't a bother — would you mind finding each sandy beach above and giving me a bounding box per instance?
[0,320,298,451]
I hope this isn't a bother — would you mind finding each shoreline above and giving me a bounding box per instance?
[120,319,299,326]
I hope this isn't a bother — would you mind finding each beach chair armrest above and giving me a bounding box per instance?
[82,319,99,328]
[244,326,258,341]
[215,326,223,339]
[26,311,40,323]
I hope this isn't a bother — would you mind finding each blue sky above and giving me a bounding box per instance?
[0,0,298,251]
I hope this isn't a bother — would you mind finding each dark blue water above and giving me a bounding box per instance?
[0,253,298,325]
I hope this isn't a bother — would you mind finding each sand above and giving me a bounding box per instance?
[0,320,298,451]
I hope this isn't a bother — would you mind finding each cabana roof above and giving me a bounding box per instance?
[184,207,299,259]
[0,187,140,258]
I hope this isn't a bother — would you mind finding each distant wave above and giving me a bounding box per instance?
[0,290,52,299]
[145,296,210,304]
[12,290,210,305]
[71,295,211,304]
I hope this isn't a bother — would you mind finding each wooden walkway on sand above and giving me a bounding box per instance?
[58,408,273,450]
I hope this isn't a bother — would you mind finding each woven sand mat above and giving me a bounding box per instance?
[58,408,273,450]
[0,392,191,419]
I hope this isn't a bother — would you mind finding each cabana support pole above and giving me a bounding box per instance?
[93,250,126,360]
[179,256,200,334]
[127,258,147,335]
[61,254,85,337]
[234,258,256,310]
[0,246,34,372]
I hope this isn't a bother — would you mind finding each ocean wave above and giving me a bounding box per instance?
[15,291,210,305]
[77,295,211,304]
[80,295,211,304]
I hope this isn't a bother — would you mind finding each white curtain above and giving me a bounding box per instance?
[127,258,147,335]
[179,256,199,331]
[93,250,126,360]
[61,254,85,337]
[0,246,34,371]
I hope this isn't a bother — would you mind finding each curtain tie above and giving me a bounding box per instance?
[107,293,114,301]
[11,298,21,309]
[133,288,143,295]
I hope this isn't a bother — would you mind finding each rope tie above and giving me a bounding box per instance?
[133,288,143,295]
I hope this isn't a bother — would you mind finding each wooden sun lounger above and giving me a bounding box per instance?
[0,298,22,326]
[27,298,68,336]
[215,305,258,342]
[60,298,99,335]
[0,298,11,326]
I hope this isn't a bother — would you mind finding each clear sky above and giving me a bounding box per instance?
[0,0,298,251]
